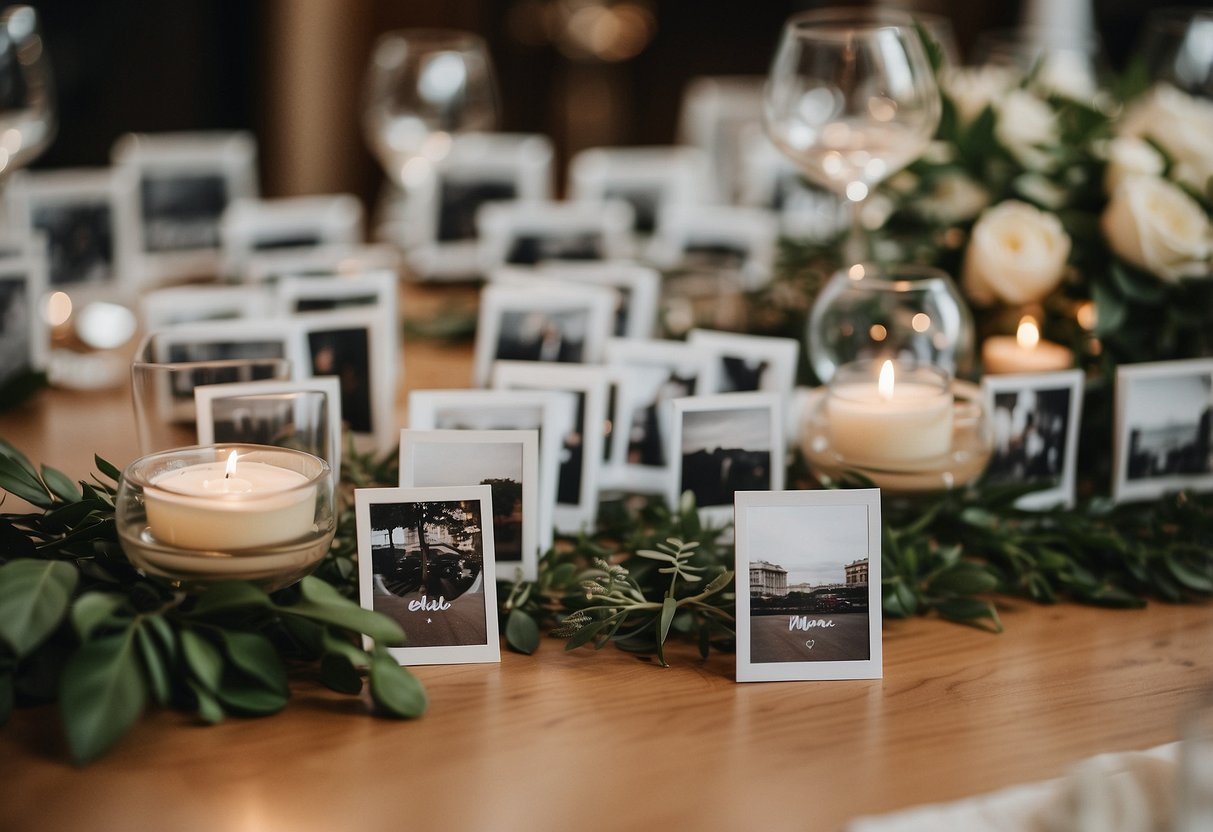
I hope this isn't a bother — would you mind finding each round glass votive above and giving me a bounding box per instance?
[116,444,336,592]
[807,263,975,384]
[132,331,293,455]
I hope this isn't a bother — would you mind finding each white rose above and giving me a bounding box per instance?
[1119,84,1213,194]
[914,173,990,224]
[995,90,1059,171]
[941,66,1017,126]
[963,200,1072,305]
[1101,175,1211,282]
[1103,137,1165,195]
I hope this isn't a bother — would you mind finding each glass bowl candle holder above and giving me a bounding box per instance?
[800,359,993,493]
[116,444,336,592]
[807,263,974,384]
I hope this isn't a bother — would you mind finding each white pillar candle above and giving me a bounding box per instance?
[982,316,1071,375]
[826,360,954,467]
[145,451,315,551]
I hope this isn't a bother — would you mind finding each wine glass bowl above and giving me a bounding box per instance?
[0,5,55,177]
[763,9,940,260]
[362,29,499,188]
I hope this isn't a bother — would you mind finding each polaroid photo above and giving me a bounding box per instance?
[220,194,364,276]
[408,388,573,557]
[147,318,305,423]
[0,252,49,389]
[195,376,343,474]
[688,329,800,398]
[496,261,661,340]
[402,132,554,280]
[675,75,765,203]
[737,124,847,242]
[356,484,500,666]
[273,270,397,317]
[491,360,610,534]
[735,488,882,682]
[139,284,274,331]
[669,392,785,529]
[1113,358,1213,503]
[6,167,134,301]
[648,203,779,291]
[111,130,258,284]
[294,308,397,454]
[476,199,635,273]
[472,280,616,387]
[982,369,1084,509]
[604,338,715,495]
[568,145,710,237]
[400,429,540,581]
[241,242,402,286]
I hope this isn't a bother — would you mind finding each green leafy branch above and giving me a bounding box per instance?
[0,441,425,764]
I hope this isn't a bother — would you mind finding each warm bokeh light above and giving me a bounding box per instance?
[848,263,865,281]
[1076,301,1097,331]
[911,312,931,332]
[869,323,887,341]
[44,291,72,327]
[1016,316,1041,351]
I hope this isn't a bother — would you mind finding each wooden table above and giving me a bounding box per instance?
[1,284,1211,832]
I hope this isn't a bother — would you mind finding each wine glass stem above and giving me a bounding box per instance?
[844,196,868,267]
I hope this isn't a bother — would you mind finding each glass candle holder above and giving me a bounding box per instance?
[116,444,336,592]
[131,331,293,455]
[807,263,974,384]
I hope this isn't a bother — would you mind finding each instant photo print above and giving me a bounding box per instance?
[568,145,709,236]
[220,194,364,275]
[476,199,635,272]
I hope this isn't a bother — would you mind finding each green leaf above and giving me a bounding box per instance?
[218,630,289,697]
[935,598,1004,632]
[1110,261,1168,305]
[215,675,288,716]
[0,456,53,508]
[188,679,224,725]
[135,623,171,706]
[1092,279,1128,336]
[635,548,677,563]
[701,570,733,596]
[320,652,363,694]
[60,630,147,763]
[657,596,677,645]
[189,581,273,618]
[180,629,224,692]
[94,455,122,484]
[0,559,79,657]
[321,630,370,668]
[1165,556,1213,594]
[928,562,1000,596]
[280,577,405,646]
[505,608,540,655]
[71,592,127,640]
[369,647,427,718]
[40,465,82,503]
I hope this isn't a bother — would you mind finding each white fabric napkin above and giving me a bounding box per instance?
[846,743,1179,832]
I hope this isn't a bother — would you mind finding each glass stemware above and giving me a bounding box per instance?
[763,8,940,265]
[362,29,499,194]
[1136,8,1213,99]
[0,5,55,178]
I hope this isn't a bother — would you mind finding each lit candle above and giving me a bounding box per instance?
[981,316,1072,375]
[826,359,954,467]
[145,450,315,551]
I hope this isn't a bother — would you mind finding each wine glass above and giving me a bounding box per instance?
[362,29,499,192]
[763,8,940,266]
[1135,8,1213,98]
[0,5,55,177]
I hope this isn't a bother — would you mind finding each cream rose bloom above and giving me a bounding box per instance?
[1119,84,1213,194]
[1103,136,1165,195]
[995,90,1059,172]
[1101,175,1211,282]
[962,200,1072,305]
[915,173,990,225]
[941,66,1017,126]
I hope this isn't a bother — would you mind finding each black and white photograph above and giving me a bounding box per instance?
[220,194,364,275]
[112,130,258,283]
[492,361,609,534]
[982,370,1084,509]
[403,133,553,280]
[476,199,635,273]
[604,338,714,494]
[356,485,500,666]
[472,281,615,387]
[1114,359,1213,503]
[735,489,882,683]
[296,308,396,453]
[688,328,799,397]
[139,285,273,331]
[241,243,403,285]
[568,146,708,238]
[408,388,572,555]
[274,271,398,319]
[194,377,343,474]
[8,168,132,294]
[0,254,47,390]
[535,261,660,340]
[400,429,540,581]
[669,392,785,529]
[648,204,778,291]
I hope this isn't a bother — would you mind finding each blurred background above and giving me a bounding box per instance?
[28,0,1209,209]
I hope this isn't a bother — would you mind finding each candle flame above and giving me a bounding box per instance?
[224,450,238,479]
[878,360,895,400]
[1016,316,1040,351]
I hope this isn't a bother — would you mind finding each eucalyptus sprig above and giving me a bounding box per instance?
[0,440,426,764]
